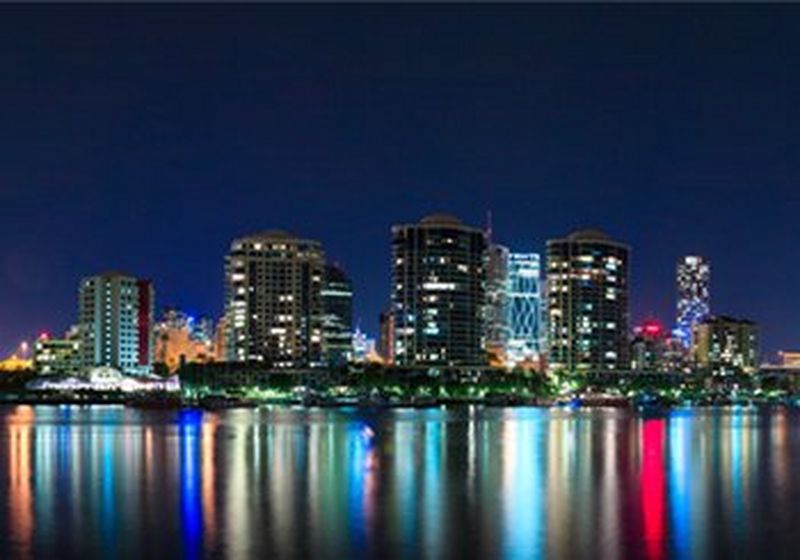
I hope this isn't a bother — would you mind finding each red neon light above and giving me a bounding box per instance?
[641,419,665,560]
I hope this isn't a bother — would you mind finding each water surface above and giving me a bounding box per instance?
[0,405,796,559]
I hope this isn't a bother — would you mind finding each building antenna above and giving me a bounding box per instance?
[486,210,493,242]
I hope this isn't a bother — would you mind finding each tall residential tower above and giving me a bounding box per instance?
[391,214,487,367]
[546,229,630,373]
[224,231,325,368]
[78,272,154,375]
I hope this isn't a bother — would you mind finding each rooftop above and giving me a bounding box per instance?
[242,229,297,240]
[419,213,465,227]
[703,315,757,326]
[567,228,612,242]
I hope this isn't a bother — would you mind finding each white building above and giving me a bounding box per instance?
[79,272,154,376]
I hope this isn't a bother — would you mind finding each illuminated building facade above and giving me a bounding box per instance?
[506,252,544,367]
[391,213,487,366]
[484,243,510,363]
[79,272,155,376]
[546,229,630,373]
[224,230,324,368]
[213,315,228,362]
[321,264,354,366]
[191,316,215,345]
[33,332,82,375]
[676,255,711,347]
[378,308,395,364]
[630,319,668,372]
[0,355,31,372]
[158,308,214,340]
[351,327,378,363]
[692,315,758,375]
[779,351,800,368]
[154,308,215,372]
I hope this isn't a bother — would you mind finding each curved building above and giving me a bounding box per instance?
[391,213,487,366]
[546,229,630,373]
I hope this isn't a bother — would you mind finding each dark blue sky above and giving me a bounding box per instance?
[2,5,800,358]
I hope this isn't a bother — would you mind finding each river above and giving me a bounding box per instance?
[0,405,795,559]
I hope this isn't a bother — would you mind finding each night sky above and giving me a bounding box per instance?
[2,5,800,358]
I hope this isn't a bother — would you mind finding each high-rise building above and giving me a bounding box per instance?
[321,263,354,366]
[676,255,711,347]
[546,229,630,373]
[692,316,758,375]
[484,243,510,364]
[78,272,154,375]
[391,213,487,366]
[224,231,325,368]
[507,252,544,367]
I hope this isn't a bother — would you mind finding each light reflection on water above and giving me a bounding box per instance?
[0,405,798,559]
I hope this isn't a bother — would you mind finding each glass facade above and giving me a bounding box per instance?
[391,214,487,366]
[321,264,354,366]
[484,244,510,363]
[507,252,543,366]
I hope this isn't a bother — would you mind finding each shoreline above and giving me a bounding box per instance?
[0,393,796,411]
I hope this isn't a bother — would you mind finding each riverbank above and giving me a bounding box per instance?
[1,391,799,411]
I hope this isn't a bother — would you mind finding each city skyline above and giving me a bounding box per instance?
[5,6,800,560]
[3,6,800,356]
[6,216,765,372]
[0,212,782,360]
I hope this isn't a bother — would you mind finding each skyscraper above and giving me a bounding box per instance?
[676,255,711,347]
[484,243,510,363]
[321,263,354,366]
[546,229,630,373]
[391,213,487,366]
[224,231,325,368]
[78,272,154,375]
[507,252,544,367]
